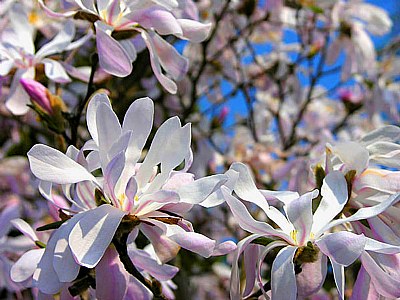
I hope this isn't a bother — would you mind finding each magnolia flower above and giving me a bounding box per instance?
[327,0,392,80]
[0,3,91,114]
[224,162,400,299]
[324,126,400,240]
[26,93,235,297]
[39,0,212,93]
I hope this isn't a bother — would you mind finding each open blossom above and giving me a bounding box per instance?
[224,162,400,299]
[25,93,235,298]
[0,3,91,114]
[39,0,212,93]
[327,0,392,80]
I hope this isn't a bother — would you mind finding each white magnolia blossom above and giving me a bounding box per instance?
[224,162,400,299]
[25,93,236,298]
[0,3,91,115]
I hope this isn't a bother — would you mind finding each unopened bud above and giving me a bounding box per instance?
[20,78,53,114]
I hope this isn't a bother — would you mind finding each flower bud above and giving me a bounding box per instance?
[20,78,53,114]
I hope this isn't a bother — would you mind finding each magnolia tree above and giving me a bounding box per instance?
[0,0,399,299]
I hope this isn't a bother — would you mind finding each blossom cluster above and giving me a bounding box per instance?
[0,0,399,299]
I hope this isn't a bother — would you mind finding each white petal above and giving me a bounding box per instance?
[230,162,270,214]
[42,58,71,83]
[271,246,298,300]
[11,249,45,282]
[69,205,126,268]
[312,171,348,234]
[28,144,97,184]
[87,93,112,145]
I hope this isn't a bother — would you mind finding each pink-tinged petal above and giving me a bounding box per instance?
[230,234,262,299]
[168,231,216,258]
[10,219,38,242]
[104,151,125,206]
[368,215,400,245]
[95,21,132,77]
[229,162,270,214]
[42,59,71,83]
[0,200,20,238]
[316,232,365,266]
[271,246,297,300]
[354,169,400,194]
[135,190,180,216]
[360,252,400,298]
[177,19,212,43]
[123,176,138,211]
[95,246,128,300]
[243,244,260,297]
[75,181,97,210]
[129,248,179,281]
[38,0,76,18]
[211,240,237,256]
[351,266,379,300]
[28,144,97,185]
[322,193,400,234]
[331,260,345,300]
[312,171,348,234]
[162,172,195,191]
[151,32,188,80]
[139,30,177,93]
[176,174,227,205]
[86,93,112,145]
[286,191,314,246]
[69,205,126,268]
[140,223,180,263]
[125,7,182,35]
[125,276,152,300]
[224,190,291,241]
[364,237,400,254]
[11,249,45,282]
[152,0,178,9]
[296,253,327,298]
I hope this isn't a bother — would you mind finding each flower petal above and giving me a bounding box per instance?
[87,93,112,145]
[360,251,400,298]
[229,162,270,214]
[312,171,348,235]
[331,260,345,300]
[28,144,97,184]
[316,232,365,266]
[10,219,38,242]
[177,19,212,43]
[286,191,314,246]
[96,246,128,300]
[224,189,291,241]
[271,246,297,300]
[95,21,132,77]
[69,205,126,268]
[129,248,179,281]
[177,174,227,205]
[11,249,45,283]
